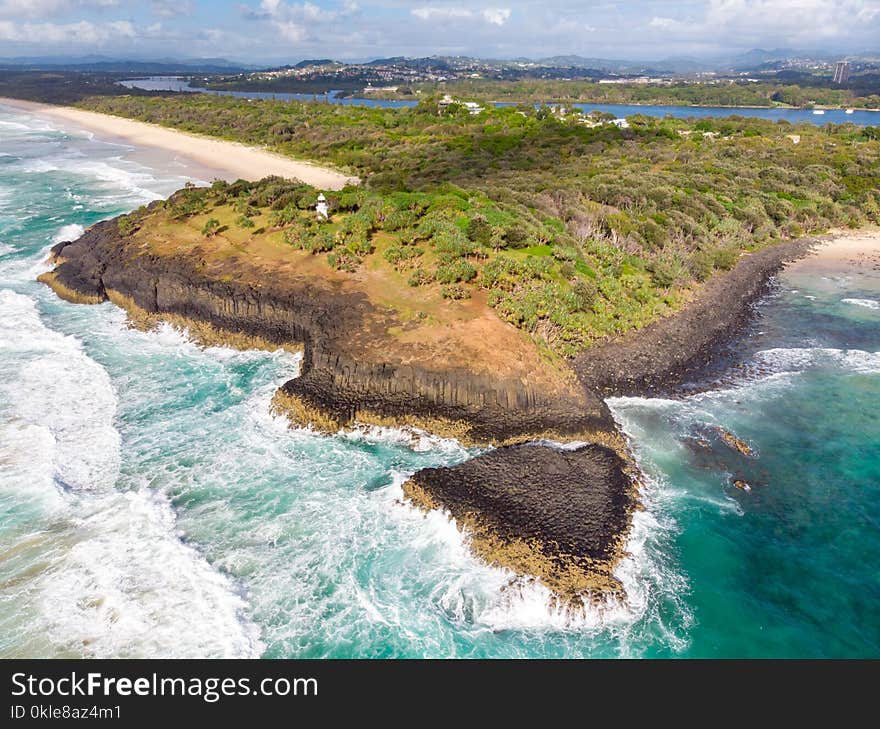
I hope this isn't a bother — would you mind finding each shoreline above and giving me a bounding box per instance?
[353,93,880,114]
[35,178,880,600]
[576,229,880,400]
[0,97,359,189]
[575,238,818,396]
[784,227,880,273]
[40,217,880,600]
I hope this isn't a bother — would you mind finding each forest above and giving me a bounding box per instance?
[390,79,880,110]
[80,92,880,354]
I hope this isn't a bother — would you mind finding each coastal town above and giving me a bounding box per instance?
[200,52,880,98]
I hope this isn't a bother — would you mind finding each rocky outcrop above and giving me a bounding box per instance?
[574,239,816,396]
[43,213,814,603]
[403,442,638,599]
[45,216,611,445]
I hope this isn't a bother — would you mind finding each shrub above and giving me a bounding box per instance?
[283,227,307,248]
[302,230,336,254]
[201,218,221,237]
[383,208,419,231]
[648,259,677,288]
[234,201,259,217]
[712,246,740,270]
[552,245,580,262]
[441,284,471,300]
[435,259,477,284]
[117,216,137,236]
[407,268,433,287]
[466,214,492,245]
[571,278,599,311]
[384,246,423,267]
[688,249,715,281]
[327,251,362,272]
[236,215,256,229]
[504,224,529,248]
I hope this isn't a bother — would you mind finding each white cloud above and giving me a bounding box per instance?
[253,0,359,43]
[1,0,879,65]
[649,0,880,45]
[274,20,307,40]
[481,8,510,26]
[259,0,353,22]
[150,0,194,18]
[0,18,134,44]
[0,0,120,20]
[410,6,511,25]
[411,7,472,21]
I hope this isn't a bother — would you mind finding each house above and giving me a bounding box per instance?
[438,94,484,115]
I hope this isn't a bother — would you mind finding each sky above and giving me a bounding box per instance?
[0,1,878,64]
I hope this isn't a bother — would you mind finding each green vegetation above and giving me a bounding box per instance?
[398,79,880,110]
[201,218,221,237]
[116,215,137,236]
[77,93,880,355]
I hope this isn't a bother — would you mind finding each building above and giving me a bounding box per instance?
[437,94,484,115]
[316,193,329,220]
[833,61,850,84]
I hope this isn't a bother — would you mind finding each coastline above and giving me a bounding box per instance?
[575,238,820,396]
[39,215,880,600]
[0,97,359,189]
[24,87,879,602]
[785,227,880,273]
[41,208,879,600]
[357,93,880,113]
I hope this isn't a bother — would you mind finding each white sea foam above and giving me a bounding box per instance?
[0,111,57,134]
[52,223,85,245]
[842,298,880,310]
[381,471,686,641]
[344,422,470,454]
[27,488,264,659]
[0,419,65,515]
[612,346,880,413]
[17,155,167,204]
[753,347,880,376]
[0,119,32,132]
[0,290,264,658]
[0,289,120,491]
[0,243,13,257]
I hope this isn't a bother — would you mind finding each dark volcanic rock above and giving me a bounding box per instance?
[405,443,637,594]
[45,212,817,599]
[47,217,609,443]
[575,239,815,397]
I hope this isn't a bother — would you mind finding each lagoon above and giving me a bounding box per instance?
[119,76,880,126]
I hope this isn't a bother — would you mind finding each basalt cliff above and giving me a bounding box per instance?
[40,208,813,600]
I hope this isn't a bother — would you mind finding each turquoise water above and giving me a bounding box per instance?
[1,104,878,658]
[119,76,880,126]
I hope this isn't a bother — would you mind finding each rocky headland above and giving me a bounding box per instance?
[40,204,816,600]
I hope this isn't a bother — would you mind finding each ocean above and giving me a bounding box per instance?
[0,103,877,658]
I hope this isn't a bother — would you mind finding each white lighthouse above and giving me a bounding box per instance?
[316,193,329,220]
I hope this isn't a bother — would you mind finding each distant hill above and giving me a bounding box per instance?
[0,56,253,74]
[293,59,338,69]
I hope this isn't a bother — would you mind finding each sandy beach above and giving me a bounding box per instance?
[0,97,358,189]
[789,228,880,272]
